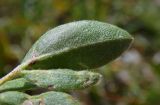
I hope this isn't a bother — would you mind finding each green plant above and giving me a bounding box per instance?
[0,20,133,105]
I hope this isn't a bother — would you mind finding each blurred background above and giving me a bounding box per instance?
[0,0,159,105]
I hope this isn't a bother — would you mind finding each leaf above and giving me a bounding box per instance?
[0,69,101,92]
[21,69,101,91]
[0,78,36,92]
[24,91,81,105]
[0,91,29,105]
[22,20,133,70]
[0,91,80,105]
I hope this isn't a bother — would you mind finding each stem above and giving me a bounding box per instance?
[0,61,31,85]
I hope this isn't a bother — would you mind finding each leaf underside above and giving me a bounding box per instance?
[0,69,101,92]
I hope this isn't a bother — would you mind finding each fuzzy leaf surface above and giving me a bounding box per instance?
[21,69,101,91]
[0,91,80,105]
[0,69,101,92]
[0,78,36,92]
[0,91,29,105]
[24,91,81,105]
[22,20,133,70]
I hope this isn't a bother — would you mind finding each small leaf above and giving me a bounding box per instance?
[24,91,81,105]
[0,91,81,105]
[0,91,29,105]
[22,20,133,70]
[21,69,101,91]
[0,78,36,92]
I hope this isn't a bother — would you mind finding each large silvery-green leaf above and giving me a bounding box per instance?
[22,20,133,70]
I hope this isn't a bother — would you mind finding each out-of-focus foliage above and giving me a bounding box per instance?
[0,0,159,105]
